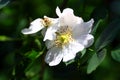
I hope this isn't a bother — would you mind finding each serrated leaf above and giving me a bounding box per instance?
[95,19,120,51]
[111,49,120,62]
[87,49,106,74]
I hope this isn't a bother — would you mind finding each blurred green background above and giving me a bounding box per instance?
[0,0,120,80]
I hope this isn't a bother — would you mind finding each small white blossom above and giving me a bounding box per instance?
[21,16,58,41]
[45,7,94,66]
[43,16,59,41]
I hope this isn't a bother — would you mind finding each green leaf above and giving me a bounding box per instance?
[43,67,53,80]
[92,19,103,35]
[0,35,12,41]
[25,50,43,60]
[81,49,86,57]
[111,49,120,62]
[25,63,41,79]
[35,38,42,49]
[95,19,120,51]
[65,59,75,66]
[87,49,106,74]
[25,50,38,60]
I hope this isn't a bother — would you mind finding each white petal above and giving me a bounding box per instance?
[75,34,94,48]
[43,28,56,41]
[56,7,61,17]
[44,16,58,24]
[43,23,59,41]
[59,8,77,27]
[41,16,59,41]
[45,40,55,49]
[62,8,74,15]
[76,16,83,24]
[21,18,44,34]
[63,41,84,62]
[41,28,47,36]
[84,19,94,33]
[41,16,58,38]
[45,47,63,66]
[72,19,94,38]
[86,34,94,47]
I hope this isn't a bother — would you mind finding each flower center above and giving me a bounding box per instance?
[43,18,52,26]
[55,26,73,47]
[41,17,53,27]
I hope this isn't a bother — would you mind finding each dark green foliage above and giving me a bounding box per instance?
[87,49,106,74]
[1,0,120,80]
[111,49,120,62]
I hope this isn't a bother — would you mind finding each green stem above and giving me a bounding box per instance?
[39,47,47,80]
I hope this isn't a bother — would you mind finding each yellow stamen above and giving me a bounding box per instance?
[55,26,73,47]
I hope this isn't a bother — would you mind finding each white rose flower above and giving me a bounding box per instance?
[45,7,94,66]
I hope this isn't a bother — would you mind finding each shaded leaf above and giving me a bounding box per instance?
[111,49,120,62]
[91,6,108,21]
[35,38,42,49]
[43,67,53,80]
[95,19,120,51]
[25,63,41,79]
[81,49,86,57]
[87,49,106,74]
[25,50,38,60]
[92,19,103,35]
[0,35,12,41]
[25,50,43,60]
[65,59,75,66]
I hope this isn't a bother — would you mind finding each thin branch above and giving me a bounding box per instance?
[39,47,47,80]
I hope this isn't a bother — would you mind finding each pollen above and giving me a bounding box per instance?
[42,17,53,27]
[55,26,73,47]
